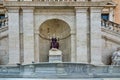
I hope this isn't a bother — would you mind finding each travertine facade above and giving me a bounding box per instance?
[0,0,120,65]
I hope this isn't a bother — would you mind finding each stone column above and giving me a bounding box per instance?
[34,31,40,63]
[90,7,103,65]
[22,7,35,64]
[75,7,88,63]
[71,31,76,62]
[8,7,20,65]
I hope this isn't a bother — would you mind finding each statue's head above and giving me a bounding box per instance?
[52,38,57,42]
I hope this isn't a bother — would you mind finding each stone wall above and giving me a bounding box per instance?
[0,37,8,65]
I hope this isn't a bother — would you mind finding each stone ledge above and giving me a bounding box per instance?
[0,78,119,80]
[3,1,112,7]
[0,63,119,78]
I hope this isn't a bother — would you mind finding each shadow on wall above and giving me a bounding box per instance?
[0,50,8,65]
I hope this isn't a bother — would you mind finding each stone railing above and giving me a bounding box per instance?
[101,19,120,33]
[0,17,8,28]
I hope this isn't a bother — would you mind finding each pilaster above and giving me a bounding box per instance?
[90,7,103,65]
[75,7,88,63]
[34,31,40,63]
[22,7,35,64]
[70,31,76,62]
[7,7,20,65]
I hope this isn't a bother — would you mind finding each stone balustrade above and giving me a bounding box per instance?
[0,17,8,28]
[101,19,120,33]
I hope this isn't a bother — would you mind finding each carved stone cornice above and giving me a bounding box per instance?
[21,7,34,13]
[3,1,113,8]
[6,7,19,13]
[75,7,88,13]
[90,7,103,13]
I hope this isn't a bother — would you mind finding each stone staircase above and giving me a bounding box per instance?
[101,19,120,42]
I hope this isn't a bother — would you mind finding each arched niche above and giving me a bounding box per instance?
[39,19,71,62]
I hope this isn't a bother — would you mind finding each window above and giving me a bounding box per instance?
[101,14,109,20]
[0,14,5,27]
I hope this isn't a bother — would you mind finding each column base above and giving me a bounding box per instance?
[7,62,20,66]
[91,61,104,65]
[22,61,34,65]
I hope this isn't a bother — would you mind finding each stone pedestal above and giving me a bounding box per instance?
[49,48,62,62]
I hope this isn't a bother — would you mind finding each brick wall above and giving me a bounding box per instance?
[113,0,120,24]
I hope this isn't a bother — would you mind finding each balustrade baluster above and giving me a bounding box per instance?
[0,23,1,28]
[116,25,119,32]
[2,20,4,26]
[118,25,120,32]
[110,21,113,30]
[0,18,8,28]
[113,24,115,31]
[5,19,7,26]
[102,20,105,27]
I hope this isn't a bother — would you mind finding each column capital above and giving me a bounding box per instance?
[70,30,76,35]
[6,7,19,13]
[22,7,34,13]
[34,31,40,35]
[90,7,103,13]
[75,7,88,13]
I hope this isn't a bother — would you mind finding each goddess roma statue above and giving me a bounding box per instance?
[50,38,59,49]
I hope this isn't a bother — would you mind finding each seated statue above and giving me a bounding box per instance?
[49,37,62,62]
[111,47,120,65]
[50,38,59,49]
